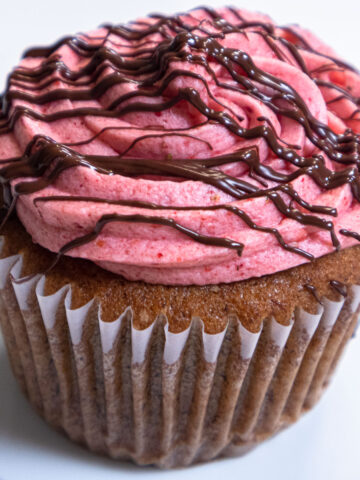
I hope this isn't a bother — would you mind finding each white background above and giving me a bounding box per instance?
[0,0,360,479]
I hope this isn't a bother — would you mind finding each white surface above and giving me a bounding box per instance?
[1,0,360,478]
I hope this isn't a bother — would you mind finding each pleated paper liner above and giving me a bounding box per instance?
[0,240,359,468]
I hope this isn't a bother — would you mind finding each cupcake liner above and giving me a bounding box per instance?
[0,244,359,468]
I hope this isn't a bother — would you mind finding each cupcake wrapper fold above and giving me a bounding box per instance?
[0,242,359,468]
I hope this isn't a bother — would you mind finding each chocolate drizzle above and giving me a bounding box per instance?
[46,213,244,271]
[1,6,360,266]
[330,280,347,297]
[304,284,323,305]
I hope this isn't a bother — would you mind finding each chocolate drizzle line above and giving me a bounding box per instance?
[1,6,360,266]
[48,214,244,269]
[330,280,347,297]
[304,284,323,305]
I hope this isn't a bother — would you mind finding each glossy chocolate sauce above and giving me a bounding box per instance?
[304,284,323,305]
[330,280,348,297]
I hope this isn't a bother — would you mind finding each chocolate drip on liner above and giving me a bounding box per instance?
[330,280,347,297]
[304,284,323,304]
[305,280,348,304]
[0,7,360,265]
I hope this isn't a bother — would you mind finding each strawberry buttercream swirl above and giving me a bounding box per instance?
[0,6,360,285]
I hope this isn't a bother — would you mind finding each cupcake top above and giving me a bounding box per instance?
[0,6,359,286]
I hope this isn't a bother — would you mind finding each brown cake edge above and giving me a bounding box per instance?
[2,217,360,334]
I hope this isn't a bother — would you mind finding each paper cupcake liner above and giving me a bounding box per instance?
[0,242,359,468]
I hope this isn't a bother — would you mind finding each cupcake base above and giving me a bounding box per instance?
[0,243,358,467]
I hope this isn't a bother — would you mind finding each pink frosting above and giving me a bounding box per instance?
[1,7,360,285]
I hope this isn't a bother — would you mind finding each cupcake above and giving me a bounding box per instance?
[0,5,359,468]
